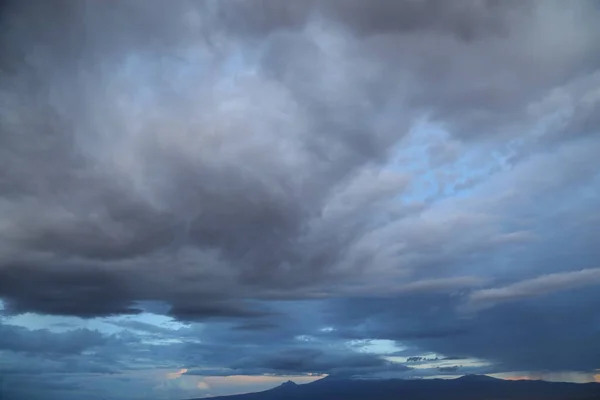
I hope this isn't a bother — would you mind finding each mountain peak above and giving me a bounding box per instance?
[278,380,298,388]
[456,374,499,382]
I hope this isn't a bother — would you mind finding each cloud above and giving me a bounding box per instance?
[396,276,489,294]
[0,0,598,321]
[232,321,279,331]
[0,264,141,318]
[107,319,182,335]
[0,321,106,355]
[468,268,600,309]
[438,365,461,373]
[217,0,530,41]
[187,347,410,378]
[166,368,188,380]
[167,301,274,322]
[1,1,600,397]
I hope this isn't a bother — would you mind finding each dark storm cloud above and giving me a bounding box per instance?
[1,0,600,382]
[0,0,416,319]
[215,0,529,41]
[0,263,140,317]
[322,0,530,40]
[167,301,273,321]
[0,321,105,355]
[187,347,410,378]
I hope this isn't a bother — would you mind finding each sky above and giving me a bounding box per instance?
[1,0,600,399]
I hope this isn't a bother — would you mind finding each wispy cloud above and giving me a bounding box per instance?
[468,268,600,309]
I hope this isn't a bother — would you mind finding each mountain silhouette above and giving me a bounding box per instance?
[190,375,600,400]
[455,374,502,383]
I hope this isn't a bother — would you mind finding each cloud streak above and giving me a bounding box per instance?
[468,268,600,309]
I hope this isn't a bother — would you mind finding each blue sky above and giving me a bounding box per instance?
[1,1,600,399]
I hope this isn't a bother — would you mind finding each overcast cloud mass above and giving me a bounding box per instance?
[1,0,600,399]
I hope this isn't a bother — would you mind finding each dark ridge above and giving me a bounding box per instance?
[190,375,600,400]
[455,374,501,382]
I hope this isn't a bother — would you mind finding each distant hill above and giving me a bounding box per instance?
[191,375,600,400]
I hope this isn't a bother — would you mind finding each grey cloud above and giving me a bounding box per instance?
[1,0,600,389]
[0,0,413,318]
[438,365,461,373]
[167,301,274,322]
[468,268,600,309]
[448,288,600,371]
[396,276,489,294]
[0,322,106,355]
[327,284,600,372]
[0,263,141,318]
[324,295,473,344]
[1,0,599,322]
[320,0,529,40]
[531,70,600,143]
[210,0,316,37]
[216,0,529,41]
[188,347,410,378]
[409,2,599,141]
[232,321,279,331]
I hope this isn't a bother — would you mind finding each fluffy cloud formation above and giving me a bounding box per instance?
[1,0,600,398]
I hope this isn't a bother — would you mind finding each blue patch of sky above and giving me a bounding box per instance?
[110,312,189,332]
[390,121,501,204]
[3,312,120,334]
[347,339,406,355]
[3,308,189,338]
